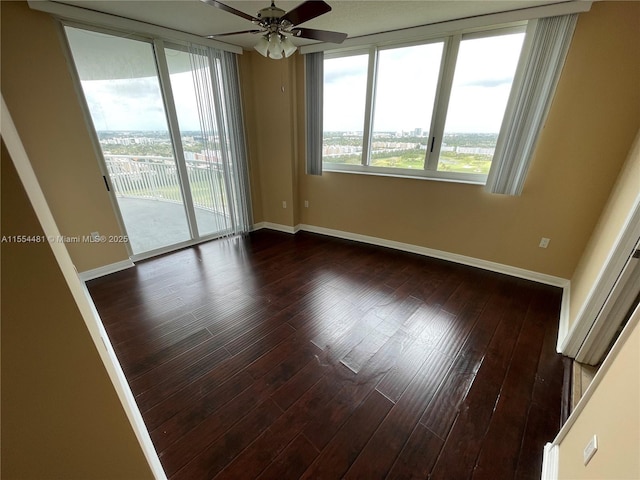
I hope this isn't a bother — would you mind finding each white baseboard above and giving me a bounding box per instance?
[294,224,569,288]
[79,259,135,281]
[252,221,299,234]
[541,443,559,480]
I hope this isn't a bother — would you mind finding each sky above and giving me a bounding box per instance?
[68,26,204,132]
[324,32,525,134]
[71,25,524,135]
[82,70,203,132]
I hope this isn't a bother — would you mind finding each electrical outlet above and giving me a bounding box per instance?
[304,200,309,208]
[539,237,550,248]
[583,434,598,465]
[282,201,287,209]
[91,231,100,241]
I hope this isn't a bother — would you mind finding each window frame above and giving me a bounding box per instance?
[60,21,252,260]
[322,48,372,167]
[321,23,527,185]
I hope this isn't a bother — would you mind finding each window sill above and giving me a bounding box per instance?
[321,163,488,185]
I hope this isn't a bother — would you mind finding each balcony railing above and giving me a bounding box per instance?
[104,155,228,216]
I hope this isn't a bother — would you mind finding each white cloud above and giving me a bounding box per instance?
[323,32,525,134]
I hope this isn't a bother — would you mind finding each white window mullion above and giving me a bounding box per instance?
[153,38,200,240]
[425,35,460,171]
[361,46,378,166]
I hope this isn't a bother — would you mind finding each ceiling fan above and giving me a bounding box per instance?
[201,0,348,59]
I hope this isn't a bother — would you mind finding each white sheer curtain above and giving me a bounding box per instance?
[486,14,578,195]
[188,45,253,234]
[305,52,324,175]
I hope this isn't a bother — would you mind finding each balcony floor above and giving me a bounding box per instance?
[117,197,228,255]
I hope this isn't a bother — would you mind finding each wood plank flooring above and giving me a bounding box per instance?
[87,230,565,479]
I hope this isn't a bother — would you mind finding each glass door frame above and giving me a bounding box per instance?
[62,22,231,261]
[152,38,200,244]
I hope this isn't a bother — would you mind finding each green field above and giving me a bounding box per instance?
[323,149,492,174]
[438,152,492,174]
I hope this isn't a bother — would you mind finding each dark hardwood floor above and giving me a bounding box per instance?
[87,230,565,479]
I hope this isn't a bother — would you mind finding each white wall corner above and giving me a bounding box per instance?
[559,198,640,358]
[79,258,135,282]
[541,443,559,480]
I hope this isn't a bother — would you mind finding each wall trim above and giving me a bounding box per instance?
[558,196,640,357]
[541,443,560,480]
[252,221,299,234]
[79,259,135,282]
[254,222,569,288]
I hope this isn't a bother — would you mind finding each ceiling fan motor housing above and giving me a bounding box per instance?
[257,4,286,20]
[257,3,294,35]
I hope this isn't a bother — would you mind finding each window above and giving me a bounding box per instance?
[319,27,525,183]
[371,42,443,170]
[437,33,524,175]
[323,53,369,165]
[309,13,580,192]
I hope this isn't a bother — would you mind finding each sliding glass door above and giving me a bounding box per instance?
[164,47,231,237]
[64,26,249,257]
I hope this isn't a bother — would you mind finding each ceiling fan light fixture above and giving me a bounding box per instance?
[254,35,269,56]
[267,33,284,59]
[281,35,297,57]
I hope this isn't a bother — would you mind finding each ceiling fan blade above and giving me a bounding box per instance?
[292,28,347,44]
[200,0,259,22]
[281,0,331,26]
[207,30,263,38]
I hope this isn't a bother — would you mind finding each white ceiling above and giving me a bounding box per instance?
[54,0,569,50]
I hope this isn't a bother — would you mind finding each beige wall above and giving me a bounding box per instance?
[1,142,154,479]
[257,0,638,280]
[240,52,301,227]
[1,1,129,272]
[238,53,264,224]
[556,309,640,479]
[569,129,640,327]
